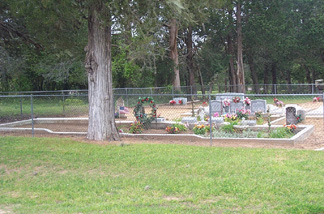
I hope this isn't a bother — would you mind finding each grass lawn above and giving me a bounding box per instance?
[1,137,324,213]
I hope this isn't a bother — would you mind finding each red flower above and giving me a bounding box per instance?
[150,101,153,103]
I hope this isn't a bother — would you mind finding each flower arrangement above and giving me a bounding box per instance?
[273,98,284,107]
[223,98,231,107]
[224,113,238,122]
[296,114,303,123]
[193,124,206,135]
[243,97,251,105]
[236,108,250,120]
[178,100,183,105]
[313,97,321,102]
[165,126,180,134]
[232,96,241,103]
[284,124,297,133]
[165,123,188,134]
[202,101,208,106]
[133,97,157,128]
[213,112,219,117]
[192,124,215,135]
[129,121,144,134]
[169,100,176,105]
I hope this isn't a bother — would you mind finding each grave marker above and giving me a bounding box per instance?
[286,107,297,125]
[251,100,267,114]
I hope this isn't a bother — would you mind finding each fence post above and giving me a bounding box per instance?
[31,95,34,137]
[20,96,23,117]
[126,88,129,107]
[62,92,65,115]
[274,84,277,94]
[209,93,213,146]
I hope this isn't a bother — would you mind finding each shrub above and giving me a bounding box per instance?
[269,127,294,138]
[221,121,238,133]
[129,122,144,134]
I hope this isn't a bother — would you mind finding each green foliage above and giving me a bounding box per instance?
[63,98,84,106]
[269,127,294,138]
[129,121,144,134]
[221,121,238,133]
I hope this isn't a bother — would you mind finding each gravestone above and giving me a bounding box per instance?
[286,107,297,125]
[230,101,244,113]
[215,93,244,101]
[251,100,267,114]
[173,97,187,105]
[115,97,125,109]
[210,100,223,115]
[241,120,257,126]
[208,117,224,124]
[181,117,197,124]
[297,109,306,121]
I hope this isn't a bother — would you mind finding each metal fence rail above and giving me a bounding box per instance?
[0,92,322,143]
[0,84,321,96]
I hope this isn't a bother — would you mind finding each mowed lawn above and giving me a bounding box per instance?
[1,137,324,213]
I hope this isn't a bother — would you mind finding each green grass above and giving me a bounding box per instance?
[1,137,324,213]
[0,97,88,117]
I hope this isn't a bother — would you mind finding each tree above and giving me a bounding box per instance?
[85,1,119,141]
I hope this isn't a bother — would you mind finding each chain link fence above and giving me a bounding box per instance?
[0,91,322,143]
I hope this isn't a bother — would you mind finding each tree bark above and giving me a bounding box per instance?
[85,3,119,141]
[186,26,196,95]
[286,69,292,93]
[168,18,180,91]
[304,64,312,93]
[247,53,259,94]
[236,1,245,93]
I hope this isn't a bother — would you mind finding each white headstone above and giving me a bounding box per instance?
[210,100,222,115]
[251,100,267,114]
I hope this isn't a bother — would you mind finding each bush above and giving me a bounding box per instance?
[221,121,238,133]
[129,122,144,134]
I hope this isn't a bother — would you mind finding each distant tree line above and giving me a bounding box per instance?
[1,0,323,92]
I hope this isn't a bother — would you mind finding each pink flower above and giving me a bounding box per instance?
[244,97,251,105]
[213,112,219,117]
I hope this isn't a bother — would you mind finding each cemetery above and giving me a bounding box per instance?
[0,93,320,147]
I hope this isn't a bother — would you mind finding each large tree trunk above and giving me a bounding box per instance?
[186,26,196,95]
[236,1,245,93]
[169,18,180,91]
[304,64,312,93]
[247,52,259,94]
[286,69,292,93]
[85,3,119,141]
